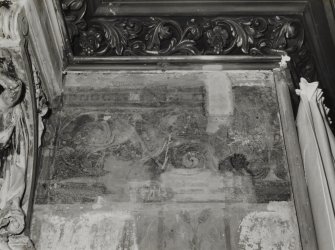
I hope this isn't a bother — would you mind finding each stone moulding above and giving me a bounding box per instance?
[60,0,316,82]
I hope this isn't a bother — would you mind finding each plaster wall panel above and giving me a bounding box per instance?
[32,70,302,249]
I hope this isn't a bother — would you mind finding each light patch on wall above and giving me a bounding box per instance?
[32,209,136,250]
[204,72,233,133]
[129,92,141,102]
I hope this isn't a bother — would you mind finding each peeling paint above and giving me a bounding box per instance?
[32,210,134,250]
[238,202,301,250]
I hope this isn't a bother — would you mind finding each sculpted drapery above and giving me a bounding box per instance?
[0,0,47,249]
[0,69,28,250]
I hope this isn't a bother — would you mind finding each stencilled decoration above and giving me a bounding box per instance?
[179,209,213,250]
[36,71,292,205]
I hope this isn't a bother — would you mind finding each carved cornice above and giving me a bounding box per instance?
[60,0,316,81]
[67,16,303,57]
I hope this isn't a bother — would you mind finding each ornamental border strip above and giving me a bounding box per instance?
[60,0,316,81]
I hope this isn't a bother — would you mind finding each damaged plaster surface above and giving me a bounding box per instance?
[238,202,301,250]
[32,70,302,249]
[31,201,300,250]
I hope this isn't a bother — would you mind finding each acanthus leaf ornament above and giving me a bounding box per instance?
[63,14,305,57]
[61,0,87,42]
[91,19,129,56]
[60,0,316,81]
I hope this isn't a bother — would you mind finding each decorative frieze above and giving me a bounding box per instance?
[66,15,303,57]
[60,0,316,81]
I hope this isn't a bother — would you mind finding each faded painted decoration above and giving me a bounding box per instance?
[33,70,301,250]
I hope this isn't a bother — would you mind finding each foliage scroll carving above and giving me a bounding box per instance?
[60,0,316,81]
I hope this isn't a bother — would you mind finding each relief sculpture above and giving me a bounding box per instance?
[0,59,32,249]
[0,1,46,247]
[60,0,316,82]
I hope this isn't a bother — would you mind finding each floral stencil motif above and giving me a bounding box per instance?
[180,209,212,250]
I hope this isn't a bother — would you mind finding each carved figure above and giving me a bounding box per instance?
[0,1,46,249]
[0,72,31,250]
[0,74,22,112]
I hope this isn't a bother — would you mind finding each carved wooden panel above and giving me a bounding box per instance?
[59,0,316,83]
